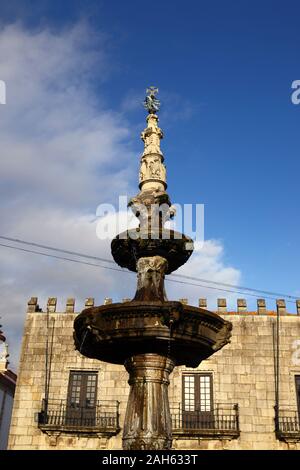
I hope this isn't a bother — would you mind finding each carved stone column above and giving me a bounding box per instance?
[134,256,168,302]
[122,353,175,450]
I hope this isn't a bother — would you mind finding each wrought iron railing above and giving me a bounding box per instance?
[170,403,239,436]
[276,407,300,436]
[38,399,120,433]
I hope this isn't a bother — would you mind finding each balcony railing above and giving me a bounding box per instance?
[276,408,300,441]
[38,399,120,435]
[170,403,240,439]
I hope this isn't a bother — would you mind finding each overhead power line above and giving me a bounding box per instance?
[0,241,296,303]
[0,236,298,304]
[1,235,298,300]
[0,235,114,265]
[0,242,127,274]
[171,273,298,300]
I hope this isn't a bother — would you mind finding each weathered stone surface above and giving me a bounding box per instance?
[134,256,168,301]
[73,301,232,367]
[123,354,175,450]
[111,229,194,274]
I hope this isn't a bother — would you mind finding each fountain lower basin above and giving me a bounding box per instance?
[74,300,232,367]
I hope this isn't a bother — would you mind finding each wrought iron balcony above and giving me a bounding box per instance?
[37,399,120,436]
[170,403,240,439]
[276,408,300,442]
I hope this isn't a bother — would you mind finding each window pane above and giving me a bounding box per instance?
[184,375,195,411]
[199,374,212,411]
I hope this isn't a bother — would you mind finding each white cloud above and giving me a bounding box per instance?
[0,22,137,369]
[168,239,241,309]
[0,22,241,372]
[0,22,135,209]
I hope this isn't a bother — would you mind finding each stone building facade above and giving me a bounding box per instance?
[8,296,300,450]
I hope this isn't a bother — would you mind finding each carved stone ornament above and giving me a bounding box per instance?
[134,256,168,301]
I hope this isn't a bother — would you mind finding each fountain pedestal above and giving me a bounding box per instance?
[123,354,175,450]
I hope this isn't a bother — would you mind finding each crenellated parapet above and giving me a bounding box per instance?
[197,298,300,316]
[26,296,133,313]
[26,296,300,315]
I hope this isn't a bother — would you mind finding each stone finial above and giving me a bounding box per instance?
[257,299,266,315]
[139,88,166,193]
[179,298,188,305]
[237,299,247,313]
[276,299,286,316]
[122,298,131,303]
[27,297,39,313]
[104,297,112,305]
[296,300,300,316]
[199,298,207,309]
[217,298,227,313]
[143,86,160,114]
[85,298,94,308]
[66,298,75,313]
[47,297,57,313]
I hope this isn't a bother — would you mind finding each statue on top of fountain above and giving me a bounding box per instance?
[143,86,160,114]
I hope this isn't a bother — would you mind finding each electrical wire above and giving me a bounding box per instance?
[0,240,297,304]
[0,235,298,301]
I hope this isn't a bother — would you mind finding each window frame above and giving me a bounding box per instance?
[182,372,214,413]
[67,370,98,409]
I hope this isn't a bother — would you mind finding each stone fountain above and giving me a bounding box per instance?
[74,87,232,450]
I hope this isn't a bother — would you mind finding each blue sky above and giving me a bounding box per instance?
[5,0,298,296]
[0,1,299,366]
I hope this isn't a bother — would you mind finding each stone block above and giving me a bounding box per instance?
[237,299,247,313]
[276,299,286,315]
[47,297,57,313]
[257,299,267,315]
[27,297,40,313]
[85,297,94,307]
[198,298,207,309]
[217,298,227,313]
[66,298,75,313]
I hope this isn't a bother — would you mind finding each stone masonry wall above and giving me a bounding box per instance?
[8,297,300,450]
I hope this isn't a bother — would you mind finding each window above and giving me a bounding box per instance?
[183,373,213,412]
[68,372,97,408]
[182,373,213,428]
[66,371,98,426]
